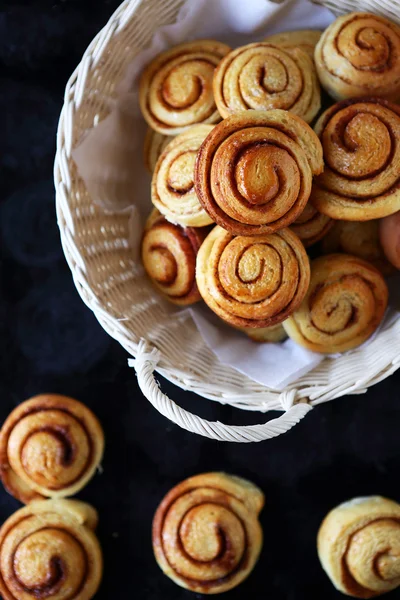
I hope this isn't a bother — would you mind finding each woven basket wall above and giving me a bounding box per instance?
[54,0,400,442]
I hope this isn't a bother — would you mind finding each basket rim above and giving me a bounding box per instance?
[54,0,400,417]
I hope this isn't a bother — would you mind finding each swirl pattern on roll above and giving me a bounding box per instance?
[311,98,400,220]
[151,124,214,226]
[139,40,231,135]
[264,30,322,58]
[290,202,333,247]
[195,109,323,236]
[0,499,102,600]
[317,496,400,599]
[315,12,400,101]
[142,210,208,306]
[196,226,310,328]
[213,42,320,123]
[283,254,388,353]
[321,220,394,276]
[0,395,104,504]
[152,472,264,594]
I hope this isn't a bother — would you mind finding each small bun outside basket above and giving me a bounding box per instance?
[54,0,400,443]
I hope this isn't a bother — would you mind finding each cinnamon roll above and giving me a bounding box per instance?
[264,30,322,58]
[283,254,388,353]
[195,109,323,236]
[153,472,264,594]
[321,220,394,276]
[290,202,333,247]
[196,225,310,328]
[151,124,214,226]
[0,394,104,504]
[315,12,400,101]
[311,98,400,220]
[318,496,400,598]
[141,209,207,305]
[213,42,320,123]
[144,127,173,172]
[0,499,102,600]
[379,211,400,269]
[139,40,231,135]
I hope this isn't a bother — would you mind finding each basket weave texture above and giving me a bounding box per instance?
[55,0,400,442]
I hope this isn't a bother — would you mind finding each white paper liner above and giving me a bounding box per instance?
[189,305,323,389]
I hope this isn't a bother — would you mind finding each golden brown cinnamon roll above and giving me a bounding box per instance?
[142,209,207,305]
[195,109,323,236]
[213,42,320,123]
[318,496,400,598]
[153,472,264,594]
[0,395,104,504]
[283,254,388,353]
[379,211,400,269]
[196,225,310,328]
[315,13,400,101]
[290,202,333,247]
[139,40,231,135]
[144,127,174,172]
[311,98,400,221]
[151,124,214,226]
[264,29,322,58]
[321,220,394,276]
[0,499,102,600]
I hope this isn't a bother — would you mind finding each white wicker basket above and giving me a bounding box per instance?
[54,0,400,442]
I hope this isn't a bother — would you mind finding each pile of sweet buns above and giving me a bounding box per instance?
[140,12,400,354]
[0,395,104,600]
[2,13,400,600]
[152,474,400,597]
[0,395,398,598]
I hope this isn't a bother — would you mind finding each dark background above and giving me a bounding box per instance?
[0,1,399,599]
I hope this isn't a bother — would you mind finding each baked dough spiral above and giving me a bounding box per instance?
[290,202,333,247]
[315,12,400,101]
[311,98,400,220]
[144,127,174,172]
[213,42,320,123]
[195,109,323,236]
[139,40,231,135]
[141,209,207,305]
[0,395,104,504]
[379,211,400,269]
[0,499,102,600]
[196,225,310,328]
[151,124,214,226]
[322,220,394,276]
[152,472,264,594]
[317,496,400,599]
[264,30,322,58]
[283,254,388,353]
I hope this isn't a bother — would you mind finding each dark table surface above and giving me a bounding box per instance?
[1,1,400,599]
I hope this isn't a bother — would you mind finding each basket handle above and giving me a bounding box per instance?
[129,340,312,443]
